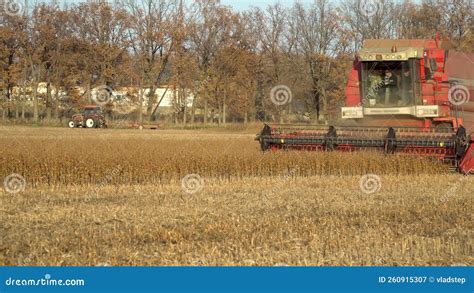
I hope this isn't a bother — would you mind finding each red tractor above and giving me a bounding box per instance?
[68,105,107,128]
[257,35,474,174]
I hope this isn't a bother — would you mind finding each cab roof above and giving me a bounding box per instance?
[363,39,455,50]
[83,105,101,109]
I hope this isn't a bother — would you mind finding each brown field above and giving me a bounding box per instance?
[0,126,472,266]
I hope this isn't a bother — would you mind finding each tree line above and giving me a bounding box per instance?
[1,0,472,125]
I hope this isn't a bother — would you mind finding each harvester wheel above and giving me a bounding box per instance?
[85,118,96,128]
[68,120,76,128]
[259,139,270,151]
[455,126,469,164]
[258,124,272,151]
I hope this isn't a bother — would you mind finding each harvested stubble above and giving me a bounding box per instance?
[1,175,472,266]
[1,127,469,267]
[0,128,448,187]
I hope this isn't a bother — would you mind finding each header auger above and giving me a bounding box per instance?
[257,35,474,174]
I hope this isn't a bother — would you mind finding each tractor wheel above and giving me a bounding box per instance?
[85,118,96,128]
[68,120,76,128]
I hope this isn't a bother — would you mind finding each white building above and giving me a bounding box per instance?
[11,84,194,112]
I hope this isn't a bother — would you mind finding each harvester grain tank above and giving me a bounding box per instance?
[257,36,474,174]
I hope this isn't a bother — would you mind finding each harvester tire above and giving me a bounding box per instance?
[85,118,97,128]
[455,126,468,163]
[259,139,270,151]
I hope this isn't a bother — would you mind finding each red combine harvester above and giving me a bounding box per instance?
[257,36,474,174]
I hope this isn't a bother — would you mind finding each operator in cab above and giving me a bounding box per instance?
[382,70,398,105]
[399,68,412,106]
[367,70,383,103]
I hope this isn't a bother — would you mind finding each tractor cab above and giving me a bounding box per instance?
[83,105,102,115]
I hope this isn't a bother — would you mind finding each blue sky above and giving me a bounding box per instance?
[219,0,314,10]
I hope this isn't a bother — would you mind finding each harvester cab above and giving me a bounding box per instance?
[356,48,420,109]
[257,37,474,174]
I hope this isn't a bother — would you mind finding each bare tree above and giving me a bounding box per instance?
[1,0,472,125]
[340,0,398,51]
[249,4,293,122]
[69,1,130,104]
[125,0,174,121]
[0,11,27,120]
[291,0,342,122]
[188,0,233,124]
[169,0,195,125]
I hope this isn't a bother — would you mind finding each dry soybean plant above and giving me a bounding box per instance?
[0,133,448,188]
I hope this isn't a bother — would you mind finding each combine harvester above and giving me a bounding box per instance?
[257,36,474,174]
